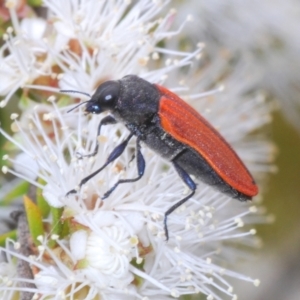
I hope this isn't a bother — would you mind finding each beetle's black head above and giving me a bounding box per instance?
[85,80,120,114]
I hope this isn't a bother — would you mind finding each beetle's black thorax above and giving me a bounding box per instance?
[113,75,160,126]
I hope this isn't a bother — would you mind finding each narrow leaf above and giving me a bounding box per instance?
[0,230,17,247]
[28,0,42,6]
[0,181,30,206]
[23,195,44,246]
[36,178,50,218]
[48,207,68,248]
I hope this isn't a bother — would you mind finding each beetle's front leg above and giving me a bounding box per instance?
[78,115,117,159]
[66,133,134,195]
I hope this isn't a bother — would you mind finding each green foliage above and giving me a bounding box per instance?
[23,195,44,246]
[36,178,51,218]
[27,0,42,7]
[0,229,17,247]
[0,181,30,206]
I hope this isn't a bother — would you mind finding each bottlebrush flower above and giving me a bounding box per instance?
[1,98,266,299]
[0,0,274,300]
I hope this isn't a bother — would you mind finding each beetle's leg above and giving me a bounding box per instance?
[102,137,145,199]
[128,153,135,164]
[164,160,196,240]
[67,133,134,195]
[78,115,117,158]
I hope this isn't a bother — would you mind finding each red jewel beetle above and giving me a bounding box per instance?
[63,75,258,240]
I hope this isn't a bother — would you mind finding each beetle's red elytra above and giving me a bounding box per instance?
[63,75,258,240]
[157,84,258,198]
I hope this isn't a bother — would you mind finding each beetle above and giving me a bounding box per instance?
[63,75,258,240]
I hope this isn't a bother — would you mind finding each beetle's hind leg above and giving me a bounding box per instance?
[164,160,196,240]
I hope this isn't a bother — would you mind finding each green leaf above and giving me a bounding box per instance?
[0,230,17,247]
[36,178,50,218]
[23,195,44,246]
[60,218,70,238]
[51,207,64,235]
[0,181,30,206]
[36,192,50,218]
[27,0,42,7]
[48,207,70,248]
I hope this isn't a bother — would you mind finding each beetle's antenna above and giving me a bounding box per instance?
[60,90,91,97]
[66,100,90,113]
[60,89,92,113]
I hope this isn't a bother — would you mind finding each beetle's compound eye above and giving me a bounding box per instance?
[86,80,120,114]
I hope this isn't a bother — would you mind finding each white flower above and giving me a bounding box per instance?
[0,0,196,107]
[0,0,274,299]
[0,260,17,300]
[0,71,271,299]
[49,0,196,93]
[0,17,51,107]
